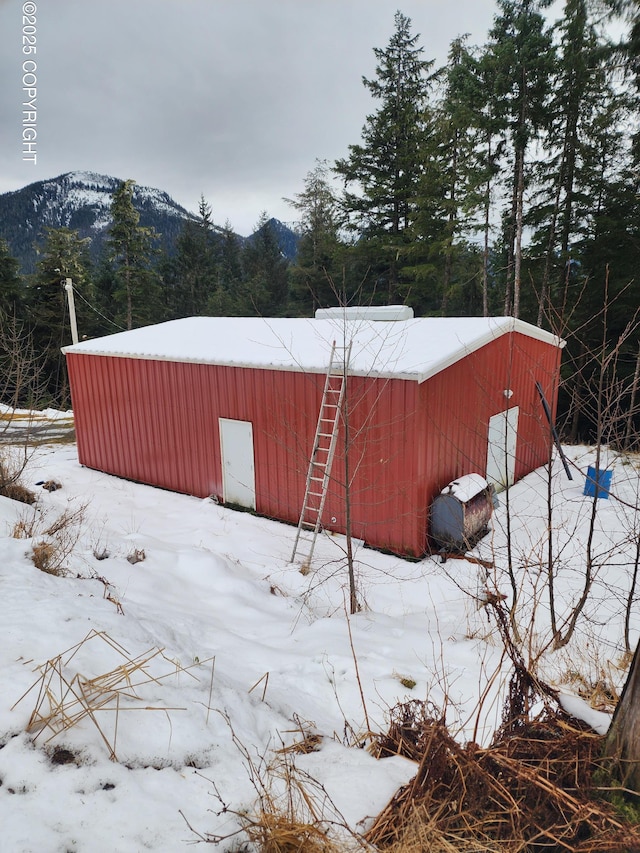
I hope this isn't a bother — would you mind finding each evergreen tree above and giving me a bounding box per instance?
[107,179,161,329]
[485,0,555,318]
[285,161,344,313]
[28,227,92,405]
[90,256,123,337]
[528,0,619,325]
[207,220,245,315]
[0,239,24,316]
[607,0,640,161]
[0,241,32,409]
[168,195,219,317]
[335,11,433,303]
[407,38,489,314]
[435,38,483,314]
[242,213,289,316]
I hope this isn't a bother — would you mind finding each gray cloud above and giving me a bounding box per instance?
[1,0,499,235]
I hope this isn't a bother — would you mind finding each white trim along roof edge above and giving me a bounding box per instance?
[417,317,565,383]
[62,315,565,385]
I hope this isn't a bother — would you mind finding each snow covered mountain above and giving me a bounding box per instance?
[0,171,195,274]
[0,171,299,275]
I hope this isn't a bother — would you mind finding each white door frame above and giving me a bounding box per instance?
[219,418,256,509]
[486,407,519,491]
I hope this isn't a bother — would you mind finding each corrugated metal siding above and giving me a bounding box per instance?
[415,331,561,545]
[321,376,422,556]
[67,353,425,556]
[66,329,561,559]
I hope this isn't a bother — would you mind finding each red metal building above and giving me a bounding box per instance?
[63,311,563,558]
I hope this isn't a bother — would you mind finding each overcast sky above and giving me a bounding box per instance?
[2,0,541,236]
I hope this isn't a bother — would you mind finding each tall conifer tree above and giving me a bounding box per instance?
[242,213,289,316]
[335,11,432,303]
[408,37,491,314]
[28,227,92,405]
[169,195,219,317]
[0,239,24,316]
[529,0,619,324]
[286,161,344,313]
[107,179,160,330]
[485,0,555,318]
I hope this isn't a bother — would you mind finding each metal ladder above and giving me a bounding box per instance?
[291,340,351,569]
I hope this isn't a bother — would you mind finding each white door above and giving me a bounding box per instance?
[219,418,256,509]
[486,407,519,491]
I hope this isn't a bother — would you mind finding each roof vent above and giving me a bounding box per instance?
[314,305,414,322]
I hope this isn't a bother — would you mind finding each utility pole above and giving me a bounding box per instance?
[54,268,79,345]
[63,277,78,344]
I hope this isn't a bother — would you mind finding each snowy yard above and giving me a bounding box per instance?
[0,435,636,852]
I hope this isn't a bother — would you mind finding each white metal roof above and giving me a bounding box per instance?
[62,315,564,384]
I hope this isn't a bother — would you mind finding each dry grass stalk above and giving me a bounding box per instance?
[248,670,270,701]
[0,450,36,504]
[12,630,213,761]
[1,481,36,504]
[87,572,124,614]
[12,514,37,539]
[243,811,344,852]
[238,759,369,853]
[277,733,324,756]
[30,540,57,574]
[186,712,369,850]
[278,714,323,756]
[366,699,640,852]
[13,502,88,577]
[561,667,620,713]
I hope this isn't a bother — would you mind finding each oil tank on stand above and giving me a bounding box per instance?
[430,473,494,553]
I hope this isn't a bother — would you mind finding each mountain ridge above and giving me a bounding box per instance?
[0,171,298,274]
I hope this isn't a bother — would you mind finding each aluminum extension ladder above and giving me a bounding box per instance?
[291,340,352,569]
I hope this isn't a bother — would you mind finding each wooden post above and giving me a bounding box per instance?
[604,638,640,792]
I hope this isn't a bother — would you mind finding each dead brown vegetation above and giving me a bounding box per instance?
[12,503,87,576]
[367,700,640,852]
[12,630,214,762]
[182,712,368,852]
[0,480,36,504]
[365,599,640,851]
[0,454,36,504]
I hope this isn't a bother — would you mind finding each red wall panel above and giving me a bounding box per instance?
[414,332,562,547]
[66,329,561,559]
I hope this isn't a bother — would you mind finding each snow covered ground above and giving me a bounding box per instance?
[0,434,636,852]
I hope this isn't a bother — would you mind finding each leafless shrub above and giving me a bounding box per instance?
[30,540,59,575]
[0,451,36,504]
[12,502,87,577]
[43,506,83,537]
[367,691,636,852]
[0,310,47,417]
[1,481,36,504]
[183,712,369,851]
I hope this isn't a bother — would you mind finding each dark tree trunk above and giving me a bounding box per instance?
[604,637,640,792]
